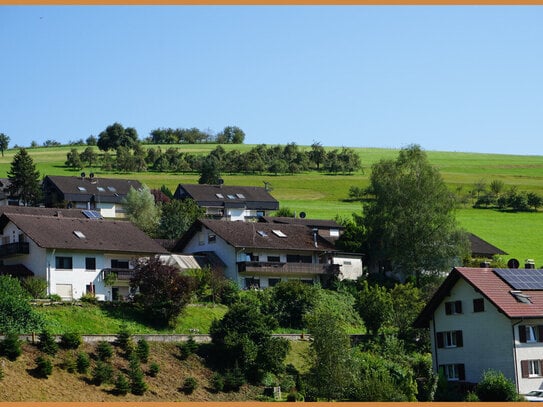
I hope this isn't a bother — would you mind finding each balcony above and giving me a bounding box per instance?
[102,268,134,283]
[0,242,30,258]
[237,261,340,276]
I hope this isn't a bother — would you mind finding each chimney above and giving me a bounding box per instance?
[55,211,62,217]
[525,259,536,269]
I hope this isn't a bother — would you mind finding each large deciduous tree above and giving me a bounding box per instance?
[0,133,10,157]
[362,144,469,285]
[7,148,42,206]
[97,122,139,151]
[157,198,205,240]
[122,185,161,236]
[130,256,195,327]
[0,275,44,334]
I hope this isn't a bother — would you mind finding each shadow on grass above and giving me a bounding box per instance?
[99,302,170,331]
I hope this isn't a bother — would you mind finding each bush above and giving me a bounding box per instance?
[21,277,47,299]
[223,367,245,392]
[178,336,198,360]
[48,294,62,302]
[60,332,82,350]
[211,372,224,393]
[465,391,480,401]
[136,338,150,363]
[96,341,114,361]
[92,360,114,385]
[79,293,98,304]
[115,373,131,396]
[182,376,198,395]
[475,369,518,401]
[76,351,90,374]
[61,353,77,373]
[0,332,22,361]
[38,329,58,356]
[148,362,160,377]
[130,368,148,395]
[35,355,53,378]
[0,363,4,381]
[115,323,132,351]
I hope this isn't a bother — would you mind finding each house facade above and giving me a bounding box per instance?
[415,266,543,394]
[173,184,279,221]
[174,219,342,288]
[0,211,167,300]
[42,174,143,218]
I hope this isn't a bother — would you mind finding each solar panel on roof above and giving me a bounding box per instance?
[82,210,102,219]
[494,268,543,290]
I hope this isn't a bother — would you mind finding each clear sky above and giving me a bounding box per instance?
[1,6,542,155]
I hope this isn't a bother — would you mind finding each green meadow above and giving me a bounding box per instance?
[1,144,542,264]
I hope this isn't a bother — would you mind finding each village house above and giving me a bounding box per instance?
[414,265,543,394]
[173,183,279,221]
[173,218,362,288]
[42,174,143,218]
[0,209,167,300]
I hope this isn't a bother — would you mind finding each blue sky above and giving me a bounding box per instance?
[1,6,542,155]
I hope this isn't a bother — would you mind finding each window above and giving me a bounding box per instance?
[272,230,287,238]
[436,330,463,348]
[111,259,129,269]
[519,325,543,343]
[445,301,462,315]
[55,256,73,270]
[77,186,87,191]
[439,364,465,381]
[257,230,268,237]
[227,194,236,199]
[97,187,105,192]
[208,233,216,243]
[267,256,280,262]
[473,298,485,312]
[244,277,260,289]
[268,278,281,287]
[330,229,340,237]
[236,193,246,199]
[73,230,86,239]
[522,360,543,378]
[85,257,96,270]
[286,254,312,263]
[215,193,224,199]
[107,186,117,192]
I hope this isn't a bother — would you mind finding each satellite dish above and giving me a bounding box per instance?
[89,173,94,179]
[299,211,306,219]
[218,178,224,185]
[80,172,86,178]
[508,258,520,269]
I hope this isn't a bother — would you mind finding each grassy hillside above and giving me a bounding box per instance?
[1,144,543,263]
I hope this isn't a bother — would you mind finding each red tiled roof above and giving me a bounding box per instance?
[415,267,543,328]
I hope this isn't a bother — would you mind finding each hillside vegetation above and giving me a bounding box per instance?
[1,144,542,263]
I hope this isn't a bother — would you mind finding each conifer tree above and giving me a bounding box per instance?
[7,148,42,206]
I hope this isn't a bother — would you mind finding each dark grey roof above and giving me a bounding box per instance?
[175,219,337,253]
[43,175,142,204]
[259,216,343,229]
[174,184,279,211]
[0,206,89,219]
[468,233,508,257]
[0,213,168,254]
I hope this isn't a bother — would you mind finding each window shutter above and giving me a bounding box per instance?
[519,325,527,343]
[521,360,529,378]
[436,332,444,348]
[458,364,466,381]
[456,331,463,347]
[455,300,462,314]
[445,302,452,315]
[538,326,543,342]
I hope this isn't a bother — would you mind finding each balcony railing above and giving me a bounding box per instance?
[102,268,134,282]
[0,242,29,258]
[238,261,340,276]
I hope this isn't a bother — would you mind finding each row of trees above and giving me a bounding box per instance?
[472,179,543,212]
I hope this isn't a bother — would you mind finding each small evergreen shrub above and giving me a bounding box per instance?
[96,340,113,361]
[62,353,77,373]
[35,355,53,378]
[465,391,480,402]
[136,338,150,363]
[130,368,148,395]
[92,360,114,385]
[21,277,47,299]
[178,336,198,360]
[115,323,132,351]
[60,332,82,350]
[76,351,90,374]
[148,362,160,377]
[223,367,245,392]
[182,376,198,395]
[475,369,518,402]
[114,373,131,396]
[0,332,22,361]
[211,372,224,393]
[0,363,4,381]
[38,329,58,356]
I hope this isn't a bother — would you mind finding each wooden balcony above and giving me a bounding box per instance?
[102,268,134,282]
[237,261,340,276]
[0,242,29,258]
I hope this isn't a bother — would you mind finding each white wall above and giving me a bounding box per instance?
[431,278,515,385]
[333,254,363,280]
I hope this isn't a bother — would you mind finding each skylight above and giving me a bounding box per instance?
[227,194,236,199]
[510,290,532,304]
[272,230,287,238]
[77,186,87,191]
[215,193,224,199]
[73,230,86,239]
[236,193,246,199]
[257,230,268,237]
[107,186,117,192]
[97,187,105,192]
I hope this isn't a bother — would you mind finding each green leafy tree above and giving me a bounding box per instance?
[97,122,139,151]
[304,307,355,401]
[269,280,318,329]
[309,141,326,170]
[198,156,221,185]
[114,373,131,395]
[0,275,44,333]
[475,369,518,401]
[157,198,204,239]
[80,146,99,167]
[65,148,83,170]
[21,277,47,299]
[122,185,161,236]
[216,125,245,144]
[362,144,469,285]
[130,256,196,327]
[7,148,42,206]
[0,332,22,361]
[0,133,10,157]
[38,329,59,356]
[356,280,393,336]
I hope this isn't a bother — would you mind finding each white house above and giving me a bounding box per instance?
[42,174,143,218]
[414,266,543,394]
[173,183,279,221]
[0,210,168,300]
[173,219,348,288]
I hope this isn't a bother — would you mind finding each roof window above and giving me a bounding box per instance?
[272,230,287,238]
[73,230,86,239]
[77,186,87,191]
[97,187,105,192]
[510,290,532,304]
[215,193,224,199]
[236,193,246,199]
[107,186,117,192]
[227,194,236,199]
[257,230,268,237]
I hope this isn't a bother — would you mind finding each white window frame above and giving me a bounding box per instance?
[445,331,458,348]
[445,364,460,381]
[526,325,538,343]
[530,360,542,377]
